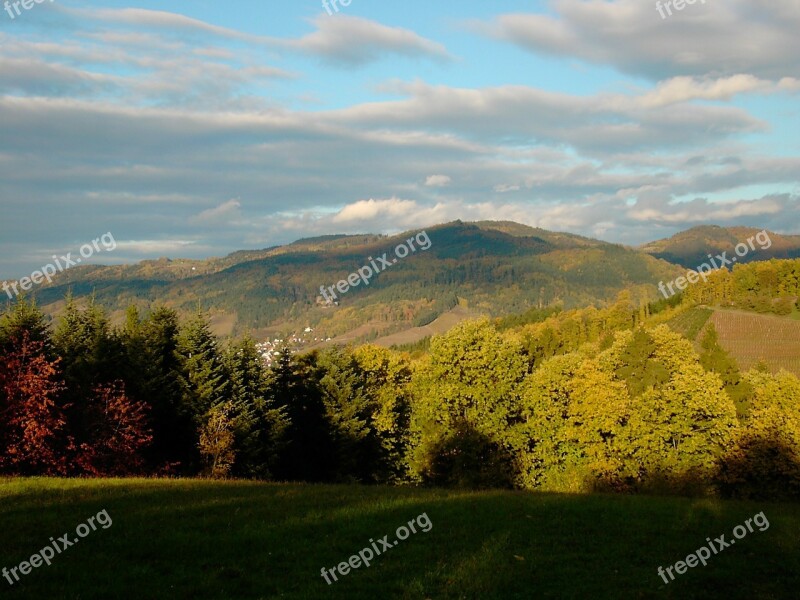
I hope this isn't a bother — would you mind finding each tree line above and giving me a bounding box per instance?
[2,278,799,499]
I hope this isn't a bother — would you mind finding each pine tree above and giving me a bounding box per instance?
[129,306,195,473]
[177,312,230,421]
[268,349,334,482]
[315,346,381,482]
[224,336,287,478]
[611,328,670,397]
[53,296,124,447]
[699,323,752,415]
[0,297,52,356]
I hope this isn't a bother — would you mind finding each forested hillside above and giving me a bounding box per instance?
[24,221,681,340]
[641,225,800,268]
[4,258,799,500]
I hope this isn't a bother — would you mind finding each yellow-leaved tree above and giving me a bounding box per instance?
[408,319,526,488]
[717,369,800,499]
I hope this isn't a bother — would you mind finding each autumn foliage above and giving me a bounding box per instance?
[0,332,69,475]
[0,302,152,477]
[2,284,800,500]
[75,382,153,476]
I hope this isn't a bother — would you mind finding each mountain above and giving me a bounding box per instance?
[26,221,683,340]
[640,225,800,268]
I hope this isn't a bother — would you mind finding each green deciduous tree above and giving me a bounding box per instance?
[409,319,526,487]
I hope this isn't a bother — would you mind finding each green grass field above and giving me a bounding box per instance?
[1,479,798,599]
[664,306,714,341]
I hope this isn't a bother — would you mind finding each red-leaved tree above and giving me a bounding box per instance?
[0,332,71,475]
[75,381,153,476]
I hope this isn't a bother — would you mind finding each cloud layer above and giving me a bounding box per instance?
[0,1,798,278]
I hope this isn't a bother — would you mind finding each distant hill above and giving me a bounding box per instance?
[25,221,682,340]
[640,225,800,268]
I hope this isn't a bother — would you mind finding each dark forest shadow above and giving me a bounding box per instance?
[421,421,516,490]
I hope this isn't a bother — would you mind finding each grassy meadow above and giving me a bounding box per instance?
[1,478,798,599]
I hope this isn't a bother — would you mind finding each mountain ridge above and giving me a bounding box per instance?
[13,221,798,341]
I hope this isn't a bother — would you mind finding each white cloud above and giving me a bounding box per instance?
[425,174,451,187]
[189,199,242,224]
[494,184,521,193]
[331,81,764,152]
[288,15,452,65]
[638,75,800,108]
[332,198,418,224]
[479,0,800,80]
[115,239,199,254]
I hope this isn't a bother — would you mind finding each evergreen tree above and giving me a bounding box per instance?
[0,297,52,356]
[53,296,124,448]
[699,323,752,415]
[224,336,288,479]
[268,349,334,482]
[131,306,196,473]
[176,312,230,421]
[611,328,670,397]
[315,346,381,482]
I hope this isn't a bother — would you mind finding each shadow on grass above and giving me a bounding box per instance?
[0,479,799,599]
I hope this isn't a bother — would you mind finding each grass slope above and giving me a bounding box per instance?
[664,307,714,341]
[1,479,798,599]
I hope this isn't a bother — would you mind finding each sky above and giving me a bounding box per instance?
[1,0,799,279]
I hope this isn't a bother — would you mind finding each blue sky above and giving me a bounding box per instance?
[1,0,799,278]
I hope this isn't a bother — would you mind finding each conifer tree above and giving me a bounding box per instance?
[0,296,52,356]
[131,306,195,472]
[53,295,123,446]
[268,349,334,482]
[315,346,381,482]
[699,323,752,415]
[177,312,230,421]
[224,336,287,478]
